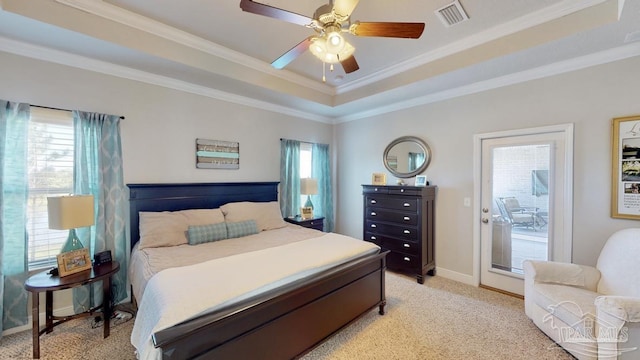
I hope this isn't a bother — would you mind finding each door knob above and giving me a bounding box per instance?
[481,218,489,223]
[482,208,489,213]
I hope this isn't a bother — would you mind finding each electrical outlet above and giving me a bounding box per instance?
[463,197,471,207]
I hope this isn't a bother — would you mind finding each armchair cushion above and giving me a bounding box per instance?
[595,296,640,322]
[533,283,599,338]
[525,260,600,289]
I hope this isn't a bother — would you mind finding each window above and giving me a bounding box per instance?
[26,107,74,269]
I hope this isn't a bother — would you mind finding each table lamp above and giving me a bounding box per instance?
[300,178,318,210]
[47,195,94,253]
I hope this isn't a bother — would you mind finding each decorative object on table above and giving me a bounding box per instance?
[47,195,94,253]
[196,138,240,169]
[372,173,386,185]
[300,177,318,210]
[611,114,640,219]
[56,248,92,277]
[301,206,314,220]
[93,250,113,266]
[397,179,405,185]
[415,175,428,187]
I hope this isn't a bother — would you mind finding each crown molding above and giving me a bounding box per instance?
[53,0,335,96]
[335,0,611,94]
[0,36,332,123]
[335,42,640,123]
[2,36,638,125]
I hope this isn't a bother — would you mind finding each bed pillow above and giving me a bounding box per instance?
[187,223,228,245]
[220,201,287,231]
[138,208,225,249]
[226,220,259,239]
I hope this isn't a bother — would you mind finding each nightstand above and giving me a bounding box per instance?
[284,216,325,231]
[24,261,120,359]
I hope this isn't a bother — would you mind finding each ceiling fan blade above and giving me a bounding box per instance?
[340,55,359,74]
[271,36,314,70]
[350,22,425,39]
[333,0,360,18]
[240,0,313,27]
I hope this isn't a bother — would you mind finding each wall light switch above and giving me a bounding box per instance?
[463,197,471,207]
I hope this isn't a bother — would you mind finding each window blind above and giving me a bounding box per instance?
[27,107,74,269]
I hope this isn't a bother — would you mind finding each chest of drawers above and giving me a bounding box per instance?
[362,185,436,284]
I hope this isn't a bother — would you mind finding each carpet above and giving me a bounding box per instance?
[0,272,574,359]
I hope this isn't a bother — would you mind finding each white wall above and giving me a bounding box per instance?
[334,56,640,281]
[0,52,333,185]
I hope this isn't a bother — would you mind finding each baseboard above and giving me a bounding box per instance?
[434,266,475,285]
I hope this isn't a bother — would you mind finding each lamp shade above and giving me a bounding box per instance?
[300,178,318,195]
[47,195,94,230]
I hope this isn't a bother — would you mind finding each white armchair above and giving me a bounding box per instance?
[524,228,640,360]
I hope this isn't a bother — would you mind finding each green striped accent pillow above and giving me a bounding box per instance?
[226,220,259,239]
[187,222,228,245]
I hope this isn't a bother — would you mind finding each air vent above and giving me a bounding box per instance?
[436,0,469,27]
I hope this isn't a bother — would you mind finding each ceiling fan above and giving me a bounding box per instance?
[240,0,425,81]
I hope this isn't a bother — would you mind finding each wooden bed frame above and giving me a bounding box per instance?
[127,182,388,359]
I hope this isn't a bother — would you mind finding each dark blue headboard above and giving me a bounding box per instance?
[127,182,279,250]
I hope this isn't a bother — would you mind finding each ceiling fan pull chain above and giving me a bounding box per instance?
[322,62,326,83]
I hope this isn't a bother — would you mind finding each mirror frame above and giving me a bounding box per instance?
[383,136,431,178]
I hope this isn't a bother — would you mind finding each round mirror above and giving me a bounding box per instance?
[383,136,431,178]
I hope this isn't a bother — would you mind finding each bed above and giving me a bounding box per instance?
[127,182,388,359]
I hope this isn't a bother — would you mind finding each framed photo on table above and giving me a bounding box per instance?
[301,206,314,220]
[372,173,386,185]
[611,115,640,219]
[56,248,92,277]
[415,175,428,187]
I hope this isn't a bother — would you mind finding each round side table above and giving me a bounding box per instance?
[24,261,120,359]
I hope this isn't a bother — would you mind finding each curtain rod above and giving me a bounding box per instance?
[33,105,125,120]
[279,138,328,146]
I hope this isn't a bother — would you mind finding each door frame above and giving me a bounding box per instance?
[471,124,574,288]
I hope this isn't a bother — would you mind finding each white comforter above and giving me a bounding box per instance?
[131,233,379,360]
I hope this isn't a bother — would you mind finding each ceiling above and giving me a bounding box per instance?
[0,0,638,123]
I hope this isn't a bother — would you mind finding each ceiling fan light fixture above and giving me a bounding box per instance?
[309,35,354,64]
[326,31,345,52]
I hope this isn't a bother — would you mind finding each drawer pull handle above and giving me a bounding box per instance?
[371,236,377,240]
[403,203,410,207]
[403,230,410,234]
[400,189,405,193]
[371,212,377,216]
[371,200,377,204]
[403,243,410,248]
[403,257,410,262]
[374,188,379,192]
[371,224,377,228]
[403,216,410,221]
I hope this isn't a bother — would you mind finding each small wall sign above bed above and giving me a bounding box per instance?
[196,139,239,169]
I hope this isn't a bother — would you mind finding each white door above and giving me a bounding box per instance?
[474,124,573,296]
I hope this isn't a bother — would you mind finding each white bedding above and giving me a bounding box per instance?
[131,232,379,360]
[129,224,322,301]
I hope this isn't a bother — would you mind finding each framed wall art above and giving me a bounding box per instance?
[196,138,240,169]
[611,115,640,219]
[56,248,92,277]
